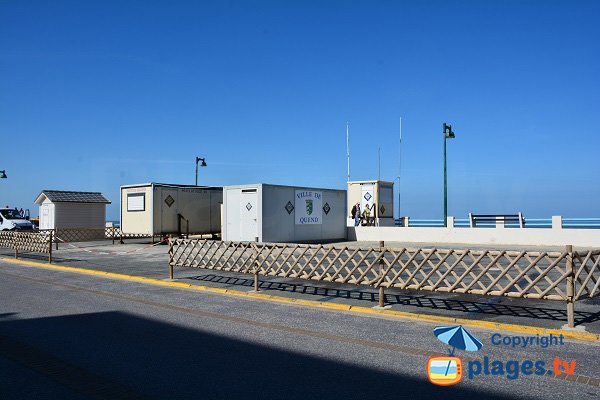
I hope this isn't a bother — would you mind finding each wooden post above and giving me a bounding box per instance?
[112,228,115,245]
[55,229,59,250]
[379,240,385,307]
[254,236,260,292]
[168,235,174,280]
[48,230,53,264]
[566,245,575,328]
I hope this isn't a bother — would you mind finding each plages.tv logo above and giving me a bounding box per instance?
[427,325,483,386]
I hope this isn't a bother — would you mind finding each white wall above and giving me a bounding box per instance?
[262,185,346,243]
[223,184,346,243]
[348,226,600,248]
[121,186,153,235]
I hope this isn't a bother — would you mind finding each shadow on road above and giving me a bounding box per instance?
[190,273,600,326]
[0,311,512,400]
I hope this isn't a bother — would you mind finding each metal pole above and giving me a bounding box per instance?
[443,125,448,227]
[195,158,198,186]
[566,245,575,328]
[378,240,385,307]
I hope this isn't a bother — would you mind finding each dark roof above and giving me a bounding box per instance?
[36,190,111,204]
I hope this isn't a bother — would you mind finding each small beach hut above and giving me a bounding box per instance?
[34,190,111,231]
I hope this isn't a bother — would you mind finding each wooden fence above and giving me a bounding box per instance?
[0,230,53,262]
[168,239,600,328]
[50,227,155,248]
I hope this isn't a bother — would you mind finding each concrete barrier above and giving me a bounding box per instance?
[348,225,600,247]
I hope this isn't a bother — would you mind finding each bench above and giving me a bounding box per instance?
[469,213,525,228]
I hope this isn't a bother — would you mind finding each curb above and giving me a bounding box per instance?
[2,257,599,343]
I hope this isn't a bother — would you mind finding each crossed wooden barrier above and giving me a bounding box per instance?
[169,239,600,328]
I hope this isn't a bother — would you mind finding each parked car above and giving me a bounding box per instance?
[0,208,34,231]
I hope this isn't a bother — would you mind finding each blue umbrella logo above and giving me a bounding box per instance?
[433,325,482,377]
[434,325,483,355]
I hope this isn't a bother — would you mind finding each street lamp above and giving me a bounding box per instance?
[443,123,455,227]
[0,170,6,179]
[195,157,207,186]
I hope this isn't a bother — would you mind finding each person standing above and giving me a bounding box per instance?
[354,203,361,226]
[362,204,371,226]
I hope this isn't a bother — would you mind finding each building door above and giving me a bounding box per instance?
[361,184,375,217]
[41,203,53,230]
[240,189,258,241]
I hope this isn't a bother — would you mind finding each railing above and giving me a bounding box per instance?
[0,230,53,262]
[169,239,600,328]
[394,217,600,229]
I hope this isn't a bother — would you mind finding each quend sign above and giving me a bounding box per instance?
[295,190,322,225]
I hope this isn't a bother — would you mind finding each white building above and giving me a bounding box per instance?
[222,183,346,243]
[34,190,111,230]
[120,183,222,236]
[347,180,395,226]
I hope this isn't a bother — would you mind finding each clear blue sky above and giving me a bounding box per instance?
[1,0,599,220]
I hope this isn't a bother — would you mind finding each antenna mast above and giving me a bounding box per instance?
[346,122,350,182]
[398,117,402,219]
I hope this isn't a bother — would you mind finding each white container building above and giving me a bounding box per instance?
[120,183,222,236]
[347,180,395,226]
[34,190,111,232]
[222,183,347,243]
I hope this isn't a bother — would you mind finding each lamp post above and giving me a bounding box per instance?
[443,123,455,227]
[195,157,207,186]
[0,170,6,179]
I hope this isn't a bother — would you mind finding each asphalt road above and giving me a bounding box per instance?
[1,261,599,400]
[3,240,597,333]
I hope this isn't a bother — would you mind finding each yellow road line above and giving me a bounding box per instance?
[2,257,598,342]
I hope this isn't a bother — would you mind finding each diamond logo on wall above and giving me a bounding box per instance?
[285,201,294,214]
[363,192,372,201]
[164,195,175,207]
[323,202,331,215]
[380,205,385,214]
[246,203,253,211]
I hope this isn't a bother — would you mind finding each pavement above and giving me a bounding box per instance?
[1,259,599,399]
[1,239,598,335]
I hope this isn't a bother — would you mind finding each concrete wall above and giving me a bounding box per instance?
[348,219,600,248]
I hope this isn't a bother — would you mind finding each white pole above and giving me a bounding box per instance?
[346,122,350,182]
[378,147,381,181]
[398,117,402,220]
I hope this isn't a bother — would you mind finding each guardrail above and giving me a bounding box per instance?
[168,239,600,328]
[0,230,53,262]
[395,217,600,229]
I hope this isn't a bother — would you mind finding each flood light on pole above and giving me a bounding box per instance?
[195,157,207,186]
[443,123,455,227]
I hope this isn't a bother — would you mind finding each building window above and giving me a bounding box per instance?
[127,193,145,212]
